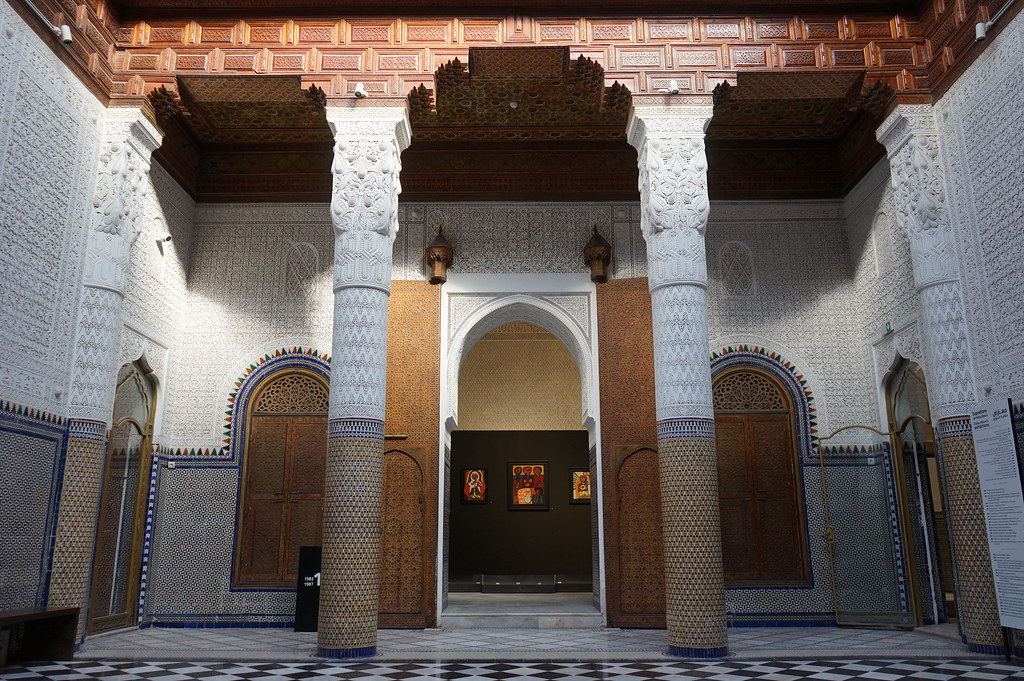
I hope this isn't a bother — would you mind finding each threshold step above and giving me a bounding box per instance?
[441,612,604,629]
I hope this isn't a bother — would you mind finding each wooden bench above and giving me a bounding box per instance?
[0,607,78,664]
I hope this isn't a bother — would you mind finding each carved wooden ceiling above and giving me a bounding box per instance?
[149,75,334,201]
[148,47,887,202]
[111,0,921,19]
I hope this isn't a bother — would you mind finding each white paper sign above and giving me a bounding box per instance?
[971,397,1024,630]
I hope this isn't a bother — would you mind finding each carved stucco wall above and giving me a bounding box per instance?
[705,200,861,440]
[119,162,196,423]
[458,321,582,431]
[161,203,335,449]
[934,10,1024,398]
[0,2,103,416]
[168,200,871,451]
[844,158,922,431]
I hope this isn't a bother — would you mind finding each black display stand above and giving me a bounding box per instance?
[294,546,322,632]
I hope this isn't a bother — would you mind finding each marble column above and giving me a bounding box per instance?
[317,103,410,658]
[628,100,727,658]
[877,105,1003,654]
[47,109,161,638]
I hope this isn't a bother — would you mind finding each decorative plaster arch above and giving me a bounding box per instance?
[709,344,819,462]
[222,346,331,463]
[446,294,596,435]
[710,333,830,437]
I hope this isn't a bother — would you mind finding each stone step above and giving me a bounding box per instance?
[440,612,605,629]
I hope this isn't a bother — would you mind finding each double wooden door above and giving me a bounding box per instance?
[237,415,326,586]
[715,412,807,584]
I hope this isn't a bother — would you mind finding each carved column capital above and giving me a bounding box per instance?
[326,104,411,294]
[84,109,162,295]
[627,103,714,292]
[877,104,959,290]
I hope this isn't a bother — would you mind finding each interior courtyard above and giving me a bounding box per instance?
[1,0,1023,677]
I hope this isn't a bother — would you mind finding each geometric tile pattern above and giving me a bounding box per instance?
[8,659,1023,681]
[0,406,67,611]
[144,465,295,624]
[46,420,107,638]
[658,433,728,657]
[318,435,384,657]
[935,421,1003,652]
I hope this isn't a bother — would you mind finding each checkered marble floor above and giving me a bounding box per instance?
[75,625,985,662]
[2,658,1023,681]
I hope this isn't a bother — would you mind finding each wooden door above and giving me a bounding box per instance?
[713,369,808,586]
[605,446,666,628]
[378,447,434,628]
[237,415,326,586]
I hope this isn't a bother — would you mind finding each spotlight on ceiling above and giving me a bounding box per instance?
[353,82,368,99]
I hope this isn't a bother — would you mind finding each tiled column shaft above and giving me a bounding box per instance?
[878,105,1002,653]
[48,110,161,639]
[628,99,727,658]
[318,104,410,659]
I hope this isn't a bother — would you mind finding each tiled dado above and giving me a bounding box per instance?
[108,15,927,99]
[0,400,68,611]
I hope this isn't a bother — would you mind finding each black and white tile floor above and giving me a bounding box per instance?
[2,658,1023,681]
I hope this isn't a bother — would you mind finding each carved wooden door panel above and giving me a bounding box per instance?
[238,415,325,586]
[714,369,807,585]
[379,447,432,628]
[606,446,666,628]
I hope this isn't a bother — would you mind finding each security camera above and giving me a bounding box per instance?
[353,82,367,99]
[58,24,72,43]
[658,79,681,95]
[975,22,989,42]
[157,233,172,243]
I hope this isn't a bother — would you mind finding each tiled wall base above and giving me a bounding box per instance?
[145,620,293,629]
[937,418,1003,653]
[0,404,67,610]
[48,419,108,640]
[658,426,728,656]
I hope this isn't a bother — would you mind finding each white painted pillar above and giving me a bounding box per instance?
[317,103,410,658]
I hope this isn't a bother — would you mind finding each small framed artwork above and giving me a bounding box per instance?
[569,469,592,504]
[461,468,488,504]
[508,462,549,510]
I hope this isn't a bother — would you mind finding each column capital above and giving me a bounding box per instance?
[84,108,163,295]
[876,103,960,291]
[626,100,715,147]
[627,100,715,291]
[326,103,411,294]
[876,103,939,157]
[325,102,412,148]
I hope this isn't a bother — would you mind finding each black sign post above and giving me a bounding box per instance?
[295,546,322,632]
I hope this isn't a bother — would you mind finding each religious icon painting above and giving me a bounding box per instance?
[508,461,549,510]
[569,468,591,504]
[461,468,488,504]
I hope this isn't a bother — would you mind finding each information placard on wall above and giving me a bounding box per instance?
[970,396,1024,630]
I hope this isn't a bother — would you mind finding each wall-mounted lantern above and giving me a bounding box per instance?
[583,226,611,283]
[426,228,454,285]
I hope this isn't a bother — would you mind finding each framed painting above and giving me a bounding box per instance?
[569,468,591,504]
[461,468,488,504]
[508,461,549,510]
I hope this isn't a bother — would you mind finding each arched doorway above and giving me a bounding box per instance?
[234,368,329,587]
[448,322,591,594]
[88,359,157,634]
[712,367,809,585]
[439,280,603,625]
[887,357,955,625]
